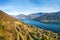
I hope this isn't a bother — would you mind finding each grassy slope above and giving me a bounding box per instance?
[0,10,59,40]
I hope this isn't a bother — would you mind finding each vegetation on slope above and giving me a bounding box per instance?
[0,10,59,40]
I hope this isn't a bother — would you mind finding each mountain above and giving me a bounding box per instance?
[26,13,44,19]
[14,14,27,20]
[14,13,44,20]
[14,11,60,22]
[0,10,59,40]
[33,12,60,22]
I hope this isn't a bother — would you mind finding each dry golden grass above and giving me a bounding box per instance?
[0,10,59,40]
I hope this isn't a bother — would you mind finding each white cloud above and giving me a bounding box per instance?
[0,0,60,15]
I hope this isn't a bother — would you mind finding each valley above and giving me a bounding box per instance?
[0,10,60,40]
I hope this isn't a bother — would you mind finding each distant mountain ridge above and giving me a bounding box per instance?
[14,14,26,20]
[14,11,60,22]
[14,13,44,20]
[34,11,60,22]
[26,13,44,19]
[0,10,59,40]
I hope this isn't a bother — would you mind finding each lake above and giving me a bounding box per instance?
[22,20,60,33]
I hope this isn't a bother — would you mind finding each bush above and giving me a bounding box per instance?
[0,25,4,31]
[0,36,4,40]
[42,36,47,40]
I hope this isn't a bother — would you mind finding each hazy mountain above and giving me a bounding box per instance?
[26,13,44,19]
[33,11,60,22]
[14,14,27,20]
[0,10,59,40]
[14,13,44,20]
[14,11,60,22]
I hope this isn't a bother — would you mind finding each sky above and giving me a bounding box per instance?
[0,0,60,15]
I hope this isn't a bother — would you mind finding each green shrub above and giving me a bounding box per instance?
[0,36,4,40]
[19,35,22,40]
[0,25,4,31]
[42,36,47,40]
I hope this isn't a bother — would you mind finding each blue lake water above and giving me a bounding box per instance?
[22,20,60,33]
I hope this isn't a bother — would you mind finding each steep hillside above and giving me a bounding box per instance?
[0,10,59,40]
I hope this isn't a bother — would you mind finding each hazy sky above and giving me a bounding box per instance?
[0,0,60,15]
